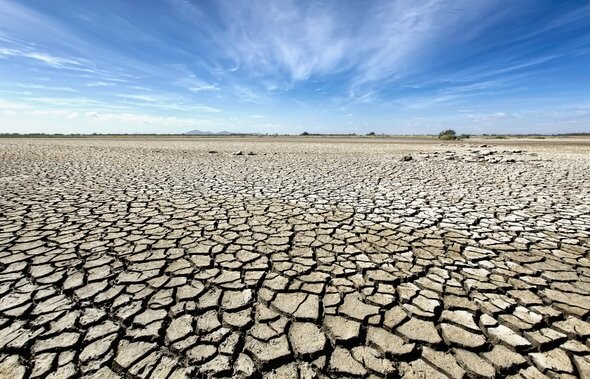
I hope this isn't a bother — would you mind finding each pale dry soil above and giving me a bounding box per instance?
[0,137,589,379]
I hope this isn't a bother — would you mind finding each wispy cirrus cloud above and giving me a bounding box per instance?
[185,0,502,93]
[16,83,77,92]
[0,47,85,68]
[188,84,219,93]
[116,94,160,102]
[466,112,509,122]
[86,81,116,87]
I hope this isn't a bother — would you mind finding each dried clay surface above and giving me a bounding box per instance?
[0,137,589,379]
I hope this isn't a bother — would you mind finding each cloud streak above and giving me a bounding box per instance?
[0,47,85,68]
[197,0,503,91]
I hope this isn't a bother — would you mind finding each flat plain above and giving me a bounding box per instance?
[0,136,589,378]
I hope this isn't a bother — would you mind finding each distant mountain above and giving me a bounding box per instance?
[185,129,212,135]
[185,129,236,135]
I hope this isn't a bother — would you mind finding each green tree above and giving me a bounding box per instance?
[438,129,457,140]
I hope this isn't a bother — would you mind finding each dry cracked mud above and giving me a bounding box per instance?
[0,137,589,379]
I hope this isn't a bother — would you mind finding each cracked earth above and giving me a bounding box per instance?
[0,137,589,379]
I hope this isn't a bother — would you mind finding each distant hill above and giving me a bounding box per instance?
[185,129,234,135]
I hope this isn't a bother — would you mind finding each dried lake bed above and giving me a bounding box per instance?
[0,137,589,378]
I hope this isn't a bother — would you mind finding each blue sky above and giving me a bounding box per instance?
[0,0,589,134]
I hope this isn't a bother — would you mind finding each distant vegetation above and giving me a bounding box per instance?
[438,130,470,140]
[438,129,457,140]
[299,132,359,136]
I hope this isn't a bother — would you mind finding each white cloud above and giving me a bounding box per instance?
[233,85,268,104]
[116,94,160,102]
[215,1,350,83]
[24,51,83,68]
[347,90,376,104]
[26,96,102,107]
[0,47,85,68]
[189,0,498,91]
[17,83,76,92]
[193,105,221,113]
[188,84,219,93]
[86,81,115,87]
[175,72,221,93]
[466,112,509,122]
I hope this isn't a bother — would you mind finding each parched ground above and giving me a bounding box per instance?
[0,137,589,379]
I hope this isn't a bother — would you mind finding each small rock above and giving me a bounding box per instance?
[233,151,243,155]
[208,150,218,154]
[401,155,413,161]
